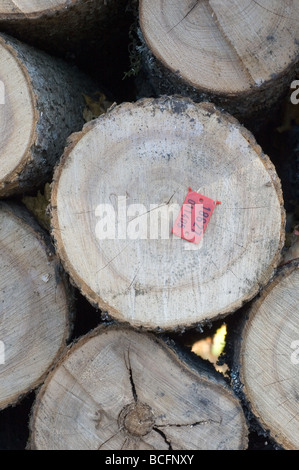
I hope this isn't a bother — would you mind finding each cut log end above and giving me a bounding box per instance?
[0,33,95,197]
[29,326,248,450]
[240,260,299,450]
[0,36,36,194]
[139,0,299,120]
[0,202,71,410]
[51,96,285,330]
[0,1,69,16]
[140,0,299,94]
[0,0,126,63]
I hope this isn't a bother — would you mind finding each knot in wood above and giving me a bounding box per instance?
[119,402,154,437]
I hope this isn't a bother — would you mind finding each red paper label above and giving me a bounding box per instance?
[172,188,221,244]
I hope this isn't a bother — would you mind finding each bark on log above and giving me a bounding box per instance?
[0,1,126,58]
[138,0,299,126]
[51,96,285,330]
[29,325,248,450]
[234,260,299,450]
[0,202,72,411]
[0,33,96,197]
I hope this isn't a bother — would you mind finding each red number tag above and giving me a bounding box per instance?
[172,188,221,244]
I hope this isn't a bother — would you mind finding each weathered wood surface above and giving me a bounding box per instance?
[139,0,299,125]
[237,260,299,450]
[51,96,285,330]
[30,326,248,450]
[0,1,126,55]
[0,202,72,410]
[0,33,95,196]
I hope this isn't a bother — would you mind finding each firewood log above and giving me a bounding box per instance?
[29,325,248,450]
[51,96,285,330]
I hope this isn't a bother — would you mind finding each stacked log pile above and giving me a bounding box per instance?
[0,0,298,451]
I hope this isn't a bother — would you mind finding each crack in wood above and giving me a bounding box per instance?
[206,1,256,86]
[126,188,178,225]
[124,347,138,402]
[128,202,168,224]
[156,418,221,428]
[121,436,132,449]
[167,0,200,33]
[125,267,141,292]
[96,243,130,273]
[97,427,123,450]
[251,0,292,20]
[153,426,173,450]
[166,190,178,205]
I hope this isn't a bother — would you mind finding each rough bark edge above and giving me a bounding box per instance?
[0,33,85,196]
[0,33,97,197]
[0,36,39,196]
[225,302,283,450]
[0,0,127,61]
[50,96,285,331]
[138,20,299,128]
[28,323,248,450]
[0,0,104,20]
[0,201,75,411]
[228,259,299,450]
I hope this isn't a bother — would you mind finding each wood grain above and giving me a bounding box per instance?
[30,326,248,450]
[240,260,299,450]
[0,33,95,196]
[51,96,285,330]
[139,0,299,121]
[0,1,70,15]
[0,202,71,410]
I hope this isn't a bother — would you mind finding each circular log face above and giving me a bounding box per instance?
[0,204,69,410]
[0,1,68,15]
[30,327,248,450]
[52,97,284,330]
[140,0,299,95]
[241,261,299,450]
[0,33,95,197]
[0,38,35,185]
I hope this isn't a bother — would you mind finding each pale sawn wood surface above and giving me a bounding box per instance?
[240,260,299,450]
[0,33,93,196]
[139,1,299,120]
[0,0,71,15]
[30,326,248,450]
[0,202,70,410]
[51,96,285,330]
